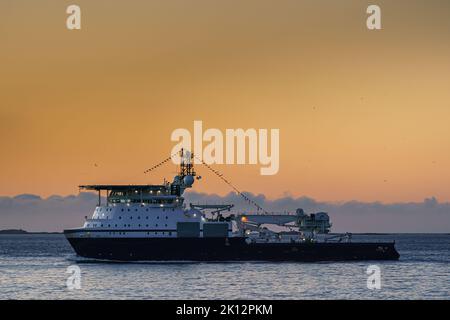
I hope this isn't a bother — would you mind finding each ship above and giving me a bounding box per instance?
[64,150,400,262]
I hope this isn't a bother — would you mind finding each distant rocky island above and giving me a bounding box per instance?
[0,229,61,235]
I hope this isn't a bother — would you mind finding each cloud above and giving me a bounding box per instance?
[0,192,449,233]
[184,192,450,233]
[0,193,97,232]
[13,194,42,201]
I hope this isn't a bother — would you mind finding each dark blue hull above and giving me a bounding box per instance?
[64,235,400,262]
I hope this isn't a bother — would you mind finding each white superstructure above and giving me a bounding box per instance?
[66,149,335,243]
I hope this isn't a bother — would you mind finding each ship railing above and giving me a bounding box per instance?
[247,237,306,244]
[323,232,353,243]
[238,211,298,216]
[85,218,112,222]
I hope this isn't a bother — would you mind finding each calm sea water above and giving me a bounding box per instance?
[0,234,448,300]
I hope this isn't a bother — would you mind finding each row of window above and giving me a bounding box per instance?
[91,215,170,220]
[120,208,176,212]
[109,199,176,204]
[117,216,169,220]
[120,208,175,212]
[109,190,168,197]
[107,231,173,236]
[97,207,176,212]
[86,223,169,228]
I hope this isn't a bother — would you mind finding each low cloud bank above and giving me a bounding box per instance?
[0,192,449,233]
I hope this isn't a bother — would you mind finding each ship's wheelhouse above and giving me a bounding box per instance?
[79,185,184,207]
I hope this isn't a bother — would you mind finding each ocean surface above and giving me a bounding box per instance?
[0,234,448,300]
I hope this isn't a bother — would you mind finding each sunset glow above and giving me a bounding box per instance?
[1,1,450,202]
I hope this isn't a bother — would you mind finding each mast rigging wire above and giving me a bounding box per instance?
[143,151,269,214]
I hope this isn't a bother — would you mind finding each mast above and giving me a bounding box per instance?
[179,148,196,178]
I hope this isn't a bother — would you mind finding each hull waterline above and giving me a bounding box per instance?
[64,234,400,262]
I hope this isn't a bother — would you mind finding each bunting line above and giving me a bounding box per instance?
[143,150,269,214]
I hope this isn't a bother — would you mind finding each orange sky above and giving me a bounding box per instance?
[1,0,450,202]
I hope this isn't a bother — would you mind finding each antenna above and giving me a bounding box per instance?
[178,148,196,178]
[143,149,268,214]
